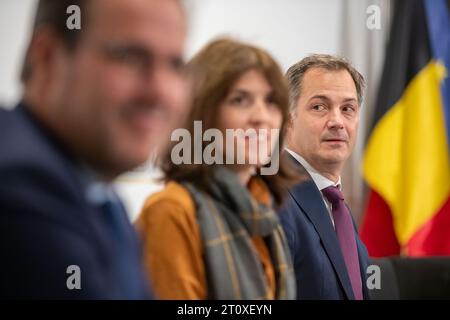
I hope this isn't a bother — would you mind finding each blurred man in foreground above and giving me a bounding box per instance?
[0,0,187,299]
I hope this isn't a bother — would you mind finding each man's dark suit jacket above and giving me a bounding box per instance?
[279,153,370,299]
[0,103,150,299]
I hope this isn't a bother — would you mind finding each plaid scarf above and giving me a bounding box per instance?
[183,167,296,300]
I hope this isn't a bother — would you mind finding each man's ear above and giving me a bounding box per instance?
[27,27,65,86]
[287,111,295,130]
[284,112,295,148]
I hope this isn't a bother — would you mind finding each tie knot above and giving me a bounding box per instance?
[322,185,344,204]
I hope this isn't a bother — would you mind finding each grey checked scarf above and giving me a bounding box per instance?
[183,167,296,300]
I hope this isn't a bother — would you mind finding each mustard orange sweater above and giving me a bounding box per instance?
[135,178,276,300]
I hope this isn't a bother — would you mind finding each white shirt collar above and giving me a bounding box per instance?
[79,166,118,206]
[285,148,341,191]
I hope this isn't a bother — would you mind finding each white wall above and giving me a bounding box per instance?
[184,0,342,71]
[0,0,36,107]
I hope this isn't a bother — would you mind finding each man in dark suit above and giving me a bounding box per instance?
[0,0,187,299]
[279,54,370,300]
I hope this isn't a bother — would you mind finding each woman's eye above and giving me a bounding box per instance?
[230,95,247,105]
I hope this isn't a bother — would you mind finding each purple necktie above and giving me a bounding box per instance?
[322,186,363,300]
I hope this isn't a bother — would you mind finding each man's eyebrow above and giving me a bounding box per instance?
[308,95,331,102]
[228,88,275,96]
[308,95,357,103]
[103,43,184,66]
[113,43,182,60]
[102,42,150,56]
[125,46,150,57]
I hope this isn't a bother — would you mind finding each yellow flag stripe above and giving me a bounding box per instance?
[362,60,450,245]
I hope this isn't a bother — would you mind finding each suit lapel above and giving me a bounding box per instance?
[286,152,355,299]
[346,202,370,299]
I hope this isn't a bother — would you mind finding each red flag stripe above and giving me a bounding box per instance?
[406,197,450,256]
[360,190,400,257]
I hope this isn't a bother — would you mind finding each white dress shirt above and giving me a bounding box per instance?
[285,148,342,228]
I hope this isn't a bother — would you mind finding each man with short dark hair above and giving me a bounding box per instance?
[279,54,370,300]
[0,0,187,299]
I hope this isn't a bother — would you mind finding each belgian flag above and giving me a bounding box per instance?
[360,0,450,256]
